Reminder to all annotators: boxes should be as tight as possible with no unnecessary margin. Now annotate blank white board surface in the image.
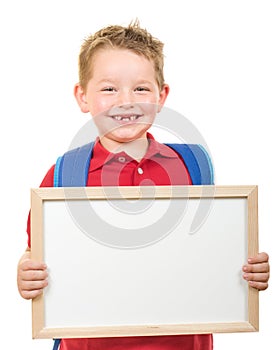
[31,185,259,339]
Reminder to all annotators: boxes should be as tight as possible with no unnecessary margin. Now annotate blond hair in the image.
[78,20,165,90]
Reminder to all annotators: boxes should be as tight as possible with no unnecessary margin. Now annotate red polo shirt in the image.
[27,134,213,350]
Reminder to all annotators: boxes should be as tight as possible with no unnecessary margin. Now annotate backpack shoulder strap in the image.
[165,143,214,185]
[52,339,61,350]
[53,141,94,187]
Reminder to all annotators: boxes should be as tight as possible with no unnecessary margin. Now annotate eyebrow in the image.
[95,79,155,87]
[135,80,154,85]
[95,78,116,85]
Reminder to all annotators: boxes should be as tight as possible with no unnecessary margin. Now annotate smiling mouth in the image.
[110,115,142,122]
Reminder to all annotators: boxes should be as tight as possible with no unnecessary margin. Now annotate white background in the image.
[0,1,279,349]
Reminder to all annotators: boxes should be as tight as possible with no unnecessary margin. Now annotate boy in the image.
[17,21,269,350]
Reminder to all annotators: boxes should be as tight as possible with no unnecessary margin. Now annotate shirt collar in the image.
[144,133,179,159]
[89,133,178,172]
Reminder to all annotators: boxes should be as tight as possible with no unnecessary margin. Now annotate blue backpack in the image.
[51,141,214,350]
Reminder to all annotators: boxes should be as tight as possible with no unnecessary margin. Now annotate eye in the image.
[101,87,116,92]
[135,86,150,92]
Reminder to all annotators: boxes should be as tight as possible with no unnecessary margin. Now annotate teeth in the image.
[112,115,138,121]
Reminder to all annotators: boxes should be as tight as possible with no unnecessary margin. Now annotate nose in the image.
[117,89,135,109]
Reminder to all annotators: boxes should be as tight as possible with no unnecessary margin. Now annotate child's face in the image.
[75,48,169,149]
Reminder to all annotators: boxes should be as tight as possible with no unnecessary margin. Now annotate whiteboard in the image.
[31,185,259,339]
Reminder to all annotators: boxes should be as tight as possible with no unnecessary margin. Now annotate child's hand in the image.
[242,252,270,291]
[17,248,48,300]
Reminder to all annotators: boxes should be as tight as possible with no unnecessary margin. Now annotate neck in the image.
[99,136,149,162]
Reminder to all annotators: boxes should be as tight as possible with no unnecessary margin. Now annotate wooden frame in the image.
[31,185,259,339]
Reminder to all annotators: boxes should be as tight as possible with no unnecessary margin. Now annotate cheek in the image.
[93,116,111,137]
[139,92,162,112]
[89,97,113,116]
[141,102,159,116]
[141,94,160,104]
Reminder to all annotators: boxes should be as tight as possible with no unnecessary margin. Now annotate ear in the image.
[74,83,90,113]
[157,84,170,112]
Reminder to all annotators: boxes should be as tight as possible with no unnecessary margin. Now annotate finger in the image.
[243,262,270,273]
[18,278,48,300]
[243,272,270,283]
[21,260,47,271]
[248,280,269,291]
[21,269,48,282]
[20,279,48,292]
[20,288,45,300]
[247,252,269,264]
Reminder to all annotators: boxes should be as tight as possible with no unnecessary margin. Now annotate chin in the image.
[111,130,148,142]
[112,135,142,144]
